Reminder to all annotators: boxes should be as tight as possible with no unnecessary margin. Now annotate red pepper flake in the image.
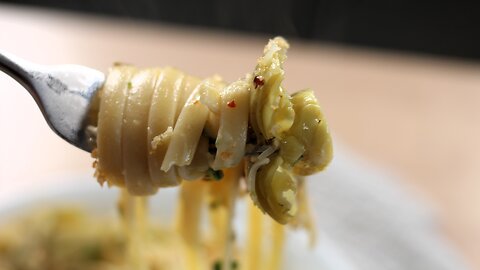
[253,76,264,88]
[227,100,236,108]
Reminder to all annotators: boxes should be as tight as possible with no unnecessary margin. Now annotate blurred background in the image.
[2,0,480,60]
[0,1,479,270]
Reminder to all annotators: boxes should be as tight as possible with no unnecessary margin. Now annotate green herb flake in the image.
[82,243,102,261]
[207,168,224,181]
[127,81,133,89]
[212,260,239,270]
[209,201,220,209]
[213,261,222,270]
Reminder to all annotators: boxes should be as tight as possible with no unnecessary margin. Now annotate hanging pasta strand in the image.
[207,166,242,270]
[244,199,265,270]
[267,220,285,270]
[176,180,208,270]
[290,177,318,247]
[117,189,149,270]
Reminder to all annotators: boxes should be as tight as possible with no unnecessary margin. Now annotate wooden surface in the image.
[0,4,479,269]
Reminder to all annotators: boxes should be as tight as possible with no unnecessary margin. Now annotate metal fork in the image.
[0,50,104,153]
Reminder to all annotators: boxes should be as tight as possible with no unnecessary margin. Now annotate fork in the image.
[0,50,104,153]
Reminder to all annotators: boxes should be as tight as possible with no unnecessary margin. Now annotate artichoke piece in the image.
[289,90,333,175]
[250,37,294,142]
[255,155,297,224]
[279,135,305,166]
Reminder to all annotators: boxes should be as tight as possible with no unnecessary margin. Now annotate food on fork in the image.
[93,37,332,224]
[0,37,333,270]
[91,36,333,269]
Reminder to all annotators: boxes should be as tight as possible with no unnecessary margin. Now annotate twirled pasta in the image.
[93,37,333,225]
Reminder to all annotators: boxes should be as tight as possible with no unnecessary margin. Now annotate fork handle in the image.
[0,50,38,98]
